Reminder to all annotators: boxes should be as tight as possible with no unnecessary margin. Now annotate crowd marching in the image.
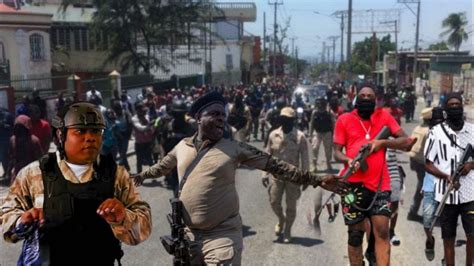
[0,77,472,266]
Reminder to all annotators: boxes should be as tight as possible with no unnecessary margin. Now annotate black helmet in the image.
[171,99,188,113]
[52,102,106,130]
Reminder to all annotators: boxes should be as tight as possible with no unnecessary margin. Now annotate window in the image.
[81,28,88,51]
[73,28,81,50]
[0,42,5,62]
[30,34,44,61]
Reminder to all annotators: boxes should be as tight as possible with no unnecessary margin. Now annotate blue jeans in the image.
[422,191,439,229]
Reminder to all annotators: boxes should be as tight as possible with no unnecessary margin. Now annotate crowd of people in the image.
[0,77,472,266]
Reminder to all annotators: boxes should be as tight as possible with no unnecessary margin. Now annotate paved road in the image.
[0,99,471,265]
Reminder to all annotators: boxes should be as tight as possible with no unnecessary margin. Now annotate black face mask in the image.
[280,117,294,134]
[445,106,464,129]
[355,98,376,120]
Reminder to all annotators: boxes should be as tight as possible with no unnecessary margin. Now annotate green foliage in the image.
[440,12,469,52]
[310,63,330,80]
[338,34,395,76]
[427,41,449,51]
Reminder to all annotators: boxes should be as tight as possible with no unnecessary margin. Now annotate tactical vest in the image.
[39,153,122,265]
[312,111,333,133]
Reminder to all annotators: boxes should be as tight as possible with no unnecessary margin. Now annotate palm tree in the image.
[440,12,469,52]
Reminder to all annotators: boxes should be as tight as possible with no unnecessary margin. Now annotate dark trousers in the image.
[135,142,153,173]
[117,137,130,171]
[409,158,425,214]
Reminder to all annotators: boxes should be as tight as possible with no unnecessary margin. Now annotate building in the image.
[21,1,257,86]
[383,50,473,96]
[149,2,257,85]
[0,2,52,84]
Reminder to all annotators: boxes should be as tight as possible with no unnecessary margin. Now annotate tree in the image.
[427,41,449,51]
[440,12,469,52]
[61,0,215,74]
[340,34,395,76]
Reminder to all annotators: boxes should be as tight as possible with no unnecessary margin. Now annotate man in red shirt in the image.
[333,86,415,265]
[28,104,52,155]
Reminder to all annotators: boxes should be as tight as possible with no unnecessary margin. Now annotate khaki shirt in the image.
[266,127,309,178]
[409,124,429,164]
[0,153,152,245]
[142,136,314,231]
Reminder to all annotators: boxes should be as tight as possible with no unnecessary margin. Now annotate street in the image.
[0,102,469,265]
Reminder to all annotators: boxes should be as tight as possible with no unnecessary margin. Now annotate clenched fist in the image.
[97,198,126,224]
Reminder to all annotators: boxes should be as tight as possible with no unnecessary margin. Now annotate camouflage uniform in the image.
[141,136,319,264]
[0,151,152,245]
[266,127,309,239]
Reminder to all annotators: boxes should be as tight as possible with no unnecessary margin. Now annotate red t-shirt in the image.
[30,119,52,154]
[333,108,401,191]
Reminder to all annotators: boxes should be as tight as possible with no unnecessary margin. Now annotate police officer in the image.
[0,102,152,265]
[263,97,286,147]
[309,97,335,172]
[262,107,309,243]
[133,92,346,265]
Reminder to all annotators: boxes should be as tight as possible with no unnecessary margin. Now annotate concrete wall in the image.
[0,28,52,81]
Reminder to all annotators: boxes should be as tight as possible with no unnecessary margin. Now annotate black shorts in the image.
[440,201,474,239]
[341,183,392,225]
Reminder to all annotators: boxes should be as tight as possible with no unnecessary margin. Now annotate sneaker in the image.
[274,222,284,236]
[312,217,321,237]
[390,235,401,246]
[328,215,336,223]
[425,236,435,261]
[283,233,292,243]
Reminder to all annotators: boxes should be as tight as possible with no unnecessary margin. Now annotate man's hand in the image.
[316,174,349,194]
[20,208,45,227]
[262,176,270,188]
[132,173,145,186]
[405,137,418,151]
[459,161,474,176]
[369,139,385,154]
[347,159,360,173]
[97,198,126,224]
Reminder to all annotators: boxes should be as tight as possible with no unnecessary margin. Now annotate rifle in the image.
[316,126,391,216]
[160,198,192,266]
[429,143,473,232]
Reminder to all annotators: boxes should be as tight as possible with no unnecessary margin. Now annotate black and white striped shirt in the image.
[424,122,474,205]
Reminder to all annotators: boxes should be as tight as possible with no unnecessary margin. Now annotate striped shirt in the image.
[386,148,400,181]
[424,122,474,204]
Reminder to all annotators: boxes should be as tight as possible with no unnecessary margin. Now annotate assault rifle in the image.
[316,126,391,216]
[429,143,473,232]
[160,198,192,266]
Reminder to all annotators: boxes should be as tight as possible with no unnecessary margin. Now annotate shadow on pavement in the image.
[242,225,257,238]
[142,179,166,188]
[273,235,324,247]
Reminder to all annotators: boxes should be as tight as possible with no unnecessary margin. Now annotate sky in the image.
[219,0,473,60]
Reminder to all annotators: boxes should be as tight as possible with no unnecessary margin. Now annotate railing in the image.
[214,2,256,9]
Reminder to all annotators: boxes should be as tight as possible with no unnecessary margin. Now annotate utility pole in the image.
[332,11,346,64]
[291,37,296,79]
[347,0,353,81]
[295,46,299,79]
[263,12,267,74]
[322,41,326,63]
[414,1,421,86]
[380,20,399,84]
[328,36,340,70]
[398,0,421,86]
[269,0,283,78]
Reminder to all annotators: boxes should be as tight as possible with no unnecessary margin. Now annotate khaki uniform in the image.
[266,127,309,235]
[142,136,316,264]
[0,152,152,245]
[408,124,430,215]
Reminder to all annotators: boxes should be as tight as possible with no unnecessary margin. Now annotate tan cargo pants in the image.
[268,178,302,231]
